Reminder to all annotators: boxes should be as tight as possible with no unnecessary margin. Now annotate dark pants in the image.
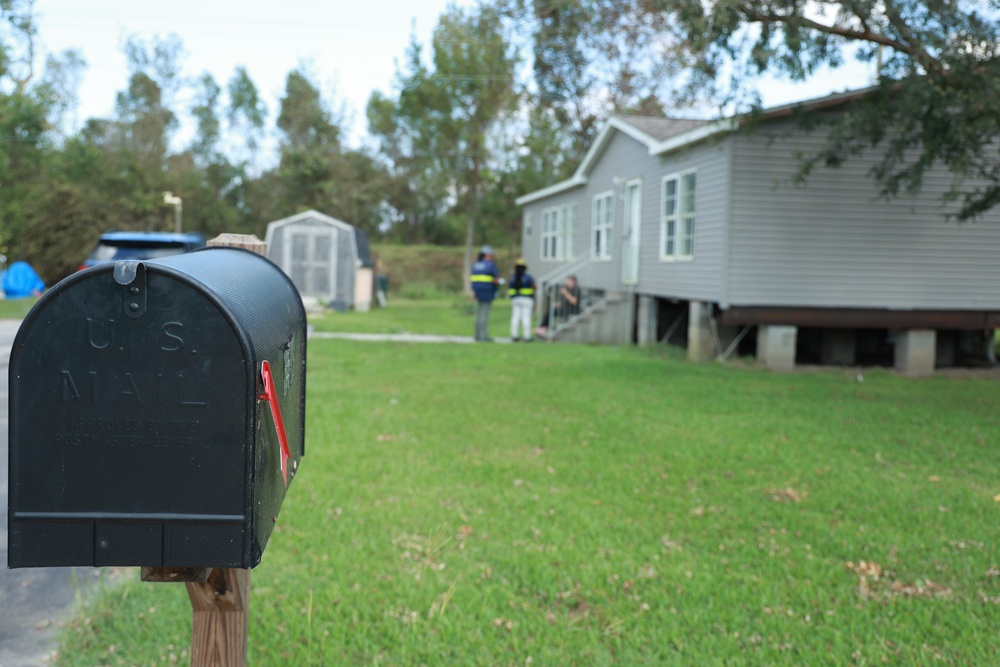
[475,300,493,340]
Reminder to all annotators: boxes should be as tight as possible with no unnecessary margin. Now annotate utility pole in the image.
[163,191,183,233]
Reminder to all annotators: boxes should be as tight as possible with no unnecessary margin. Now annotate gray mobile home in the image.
[265,210,374,311]
[516,90,1000,374]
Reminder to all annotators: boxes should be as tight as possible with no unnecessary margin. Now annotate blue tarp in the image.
[1,261,45,299]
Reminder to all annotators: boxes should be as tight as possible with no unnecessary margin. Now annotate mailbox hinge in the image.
[114,260,147,319]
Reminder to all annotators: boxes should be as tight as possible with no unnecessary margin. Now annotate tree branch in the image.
[11,0,37,92]
[736,2,947,76]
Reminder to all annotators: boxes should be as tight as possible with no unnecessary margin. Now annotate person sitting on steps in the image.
[535,275,580,337]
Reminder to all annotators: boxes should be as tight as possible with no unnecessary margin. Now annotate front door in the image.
[286,226,337,300]
[622,179,642,284]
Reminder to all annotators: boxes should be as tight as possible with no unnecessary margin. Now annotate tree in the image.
[37,48,85,135]
[190,72,222,166]
[500,0,684,157]
[167,72,246,237]
[274,68,344,214]
[656,0,1000,219]
[113,36,183,181]
[226,65,266,175]
[368,4,520,285]
[0,0,89,279]
[270,67,390,235]
[66,34,188,233]
[0,0,37,93]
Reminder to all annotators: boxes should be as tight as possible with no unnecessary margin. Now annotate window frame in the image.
[592,190,614,261]
[660,169,697,262]
[541,208,557,260]
[541,202,578,262]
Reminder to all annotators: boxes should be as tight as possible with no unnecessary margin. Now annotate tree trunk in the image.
[462,215,475,297]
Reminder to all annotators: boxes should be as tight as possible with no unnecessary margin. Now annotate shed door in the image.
[622,179,642,285]
[285,227,337,299]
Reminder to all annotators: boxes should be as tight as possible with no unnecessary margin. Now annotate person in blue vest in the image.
[470,245,499,342]
[507,258,536,342]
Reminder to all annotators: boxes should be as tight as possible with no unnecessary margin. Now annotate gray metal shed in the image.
[265,210,374,310]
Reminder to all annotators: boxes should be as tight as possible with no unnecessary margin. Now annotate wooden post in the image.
[187,569,251,667]
[140,566,250,666]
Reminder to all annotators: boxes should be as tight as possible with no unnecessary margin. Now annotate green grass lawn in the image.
[311,297,514,340]
[54,339,1000,666]
[0,296,38,319]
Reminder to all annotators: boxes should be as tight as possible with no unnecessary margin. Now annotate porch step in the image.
[547,294,629,344]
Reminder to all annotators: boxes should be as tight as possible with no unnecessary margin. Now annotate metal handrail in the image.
[546,287,608,339]
[534,248,594,291]
[534,249,615,342]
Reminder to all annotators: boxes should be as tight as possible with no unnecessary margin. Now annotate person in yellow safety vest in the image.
[469,245,500,342]
[507,258,536,342]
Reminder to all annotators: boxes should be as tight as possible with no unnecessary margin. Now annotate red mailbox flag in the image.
[259,360,291,486]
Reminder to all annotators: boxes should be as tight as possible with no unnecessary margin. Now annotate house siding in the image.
[638,139,730,303]
[728,117,1000,310]
[520,130,730,304]
[581,131,648,289]
[521,188,583,273]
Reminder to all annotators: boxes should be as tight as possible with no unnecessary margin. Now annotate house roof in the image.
[515,86,877,206]
[615,116,707,142]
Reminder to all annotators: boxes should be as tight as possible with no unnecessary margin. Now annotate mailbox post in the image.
[8,234,306,666]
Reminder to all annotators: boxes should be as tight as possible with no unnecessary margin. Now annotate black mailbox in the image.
[8,247,306,569]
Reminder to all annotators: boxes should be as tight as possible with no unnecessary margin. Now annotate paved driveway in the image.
[0,318,108,667]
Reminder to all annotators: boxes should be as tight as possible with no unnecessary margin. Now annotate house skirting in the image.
[716,305,996,374]
[720,306,1000,330]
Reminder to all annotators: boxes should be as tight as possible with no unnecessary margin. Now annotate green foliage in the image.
[367,4,520,250]
[225,65,267,173]
[1,0,693,278]
[501,0,684,155]
[5,0,1000,286]
[0,89,50,258]
[264,68,392,235]
[55,341,1000,665]
[658,0,1000,219]
[189,73,222,166]
[15,182,107,278]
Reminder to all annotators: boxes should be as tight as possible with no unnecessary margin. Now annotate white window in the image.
[592,191,613,260]
[661,170,696,260]
[542,208,557,260]
[541,203,577,261]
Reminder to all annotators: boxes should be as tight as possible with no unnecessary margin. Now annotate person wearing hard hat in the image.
[507,258,536,342]
[469,245,500,341]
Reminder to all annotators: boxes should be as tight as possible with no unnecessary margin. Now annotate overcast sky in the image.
[32,1,874,146]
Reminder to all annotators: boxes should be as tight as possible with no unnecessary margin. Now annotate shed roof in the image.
[266,209,356,233]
